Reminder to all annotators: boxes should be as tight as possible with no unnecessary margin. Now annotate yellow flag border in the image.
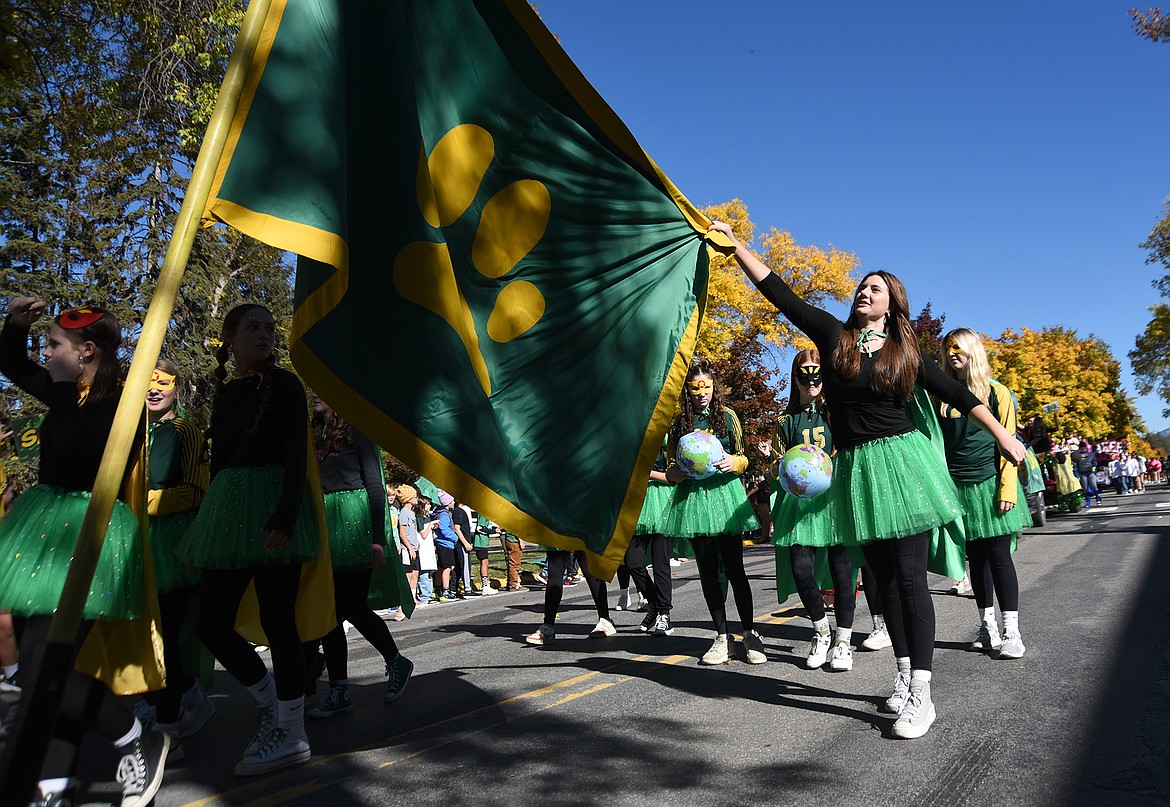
[201,0,718,576]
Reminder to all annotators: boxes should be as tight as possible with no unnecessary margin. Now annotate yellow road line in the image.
[183,609,801,806]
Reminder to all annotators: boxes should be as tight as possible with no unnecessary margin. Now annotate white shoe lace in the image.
[899,689,923,721]
[116,744,147,795]
[250,727,288,761]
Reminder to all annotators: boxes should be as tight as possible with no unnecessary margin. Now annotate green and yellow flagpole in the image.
[0,0,275,800]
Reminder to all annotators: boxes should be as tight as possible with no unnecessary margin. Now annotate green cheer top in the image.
[769,403,833,481]
[938,379,1019,505]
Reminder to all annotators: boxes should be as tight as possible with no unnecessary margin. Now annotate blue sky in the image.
[536,2,1170,433]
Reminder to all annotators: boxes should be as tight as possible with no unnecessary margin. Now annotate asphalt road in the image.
[70,483,1170,806]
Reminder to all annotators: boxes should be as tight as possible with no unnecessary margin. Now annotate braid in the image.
[206,342,231,441]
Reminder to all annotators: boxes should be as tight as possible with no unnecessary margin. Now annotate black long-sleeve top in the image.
[754,274,982,450]
[317,428,387,546]
[0,319,137,492]
[210,368,307,535]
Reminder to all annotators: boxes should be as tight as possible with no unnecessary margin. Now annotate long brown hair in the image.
[830,271,919,401]
[784,348,824,415]
[672,359,728,440]
[312,406,353,460]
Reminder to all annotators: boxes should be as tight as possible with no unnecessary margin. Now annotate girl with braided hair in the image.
[180,303,320,775]
[0,298,167,806]
[663,361,763,666]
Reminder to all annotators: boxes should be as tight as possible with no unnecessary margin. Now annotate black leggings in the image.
[861,532,934,671]
[691,534,754,635]
[311,567,399,683]
[19,617,135,779]
[966,534,1020,611]
[196,565,305,701]
[543,550,609,626]
[625,533,673,613]
[860,564,883,617]
[789,544,856,629]
[143,587,197,723]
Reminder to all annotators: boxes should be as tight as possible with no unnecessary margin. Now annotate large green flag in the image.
[204,0,728,576]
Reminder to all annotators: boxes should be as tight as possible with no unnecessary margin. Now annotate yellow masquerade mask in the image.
[686,378,713,395]
[946,339,965,356]
[149,369,176,391]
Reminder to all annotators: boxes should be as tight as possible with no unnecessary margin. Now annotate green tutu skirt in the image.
[0,485,145,619]
[832,430,962,545]
[180,465,321,569]
[661,472,759,540]
[771,487,839,548]
[635,480,674,535]
[151,510,200,593]
[956,476,1031,541]
[324,488,378,570]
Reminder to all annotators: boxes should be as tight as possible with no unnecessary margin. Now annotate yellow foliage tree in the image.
[697,200,860,361]
[987,326,1131,440]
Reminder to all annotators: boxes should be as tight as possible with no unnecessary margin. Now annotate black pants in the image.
[19,616,135,779]
[691,534,754,635]
[790,544,856,628]
[543,550,608,626]
[143,587,197,723]
[625,533,673,613]
[309,567,399,683]
[966,534,1020,611]
[861,532,934,671]
[860,564,882,617]
[196,565,305,701]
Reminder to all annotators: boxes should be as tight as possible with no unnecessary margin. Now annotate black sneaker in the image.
[384,655,414,704]
[652,613,675,636]
[116,728,170,807]
[639,608,658,632]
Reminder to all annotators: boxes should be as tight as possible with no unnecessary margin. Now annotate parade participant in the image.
[859,565,893,651]
[472,514,498,595]
[939,329,1031,659]
[396,485,422,604]
[625,436,676,636]
[179,303,321,775]
[765,350,857,671]
[432,491,459,601]
[712,221,1024,739]
[0,298,168,806]
[142,359,215,756]
[305,395,413,718]
[524,548,614,645]
[663,362,764,666]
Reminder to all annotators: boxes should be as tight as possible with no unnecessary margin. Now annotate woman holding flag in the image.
[712,221,1024,739]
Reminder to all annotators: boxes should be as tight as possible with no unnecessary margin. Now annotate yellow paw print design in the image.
[393,124,551,397]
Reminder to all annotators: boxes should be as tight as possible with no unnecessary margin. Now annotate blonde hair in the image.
[941,328,991,404]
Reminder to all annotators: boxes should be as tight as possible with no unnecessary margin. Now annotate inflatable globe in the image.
[676,431,725,480]
[779,444,832,499]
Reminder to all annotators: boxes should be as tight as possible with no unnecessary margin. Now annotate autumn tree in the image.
[988,327,1139,440]
[910,301,947,358]
[697,199,860,362]
[1130,6,1170,41]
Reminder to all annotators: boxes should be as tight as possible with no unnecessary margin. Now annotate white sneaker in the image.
[525,625,555,646]
[881,671,911,714]
[177,696,216,739]
[742,630,767,664]
[634,592,649,612]
[481,576,497,596]
[892,680,936,739]
[615,591,630,611]
[950,578,972,596]
[700,635,730,665]
[591,618,617,637]
[242,704,276,758]
[999,630,1026,659]
[806,633,831,668]
[970,621,1003,652]
[234,724,311,776]
[829,639,853,671]
[861,624,892,651]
